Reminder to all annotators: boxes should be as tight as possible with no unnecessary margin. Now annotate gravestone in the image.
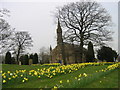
[29,59,33,65]
[19,61,21,65]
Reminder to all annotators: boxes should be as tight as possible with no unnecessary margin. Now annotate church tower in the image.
[56,19,63,45]
[56,19,66,65]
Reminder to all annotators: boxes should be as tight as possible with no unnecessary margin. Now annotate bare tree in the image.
[54,1,112,62]
[39,47,50,64]
[0,9,14,54]
[0,9,10,17]
[11,31,33,63]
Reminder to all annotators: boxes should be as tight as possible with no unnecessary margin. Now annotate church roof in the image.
[52,42,87,54]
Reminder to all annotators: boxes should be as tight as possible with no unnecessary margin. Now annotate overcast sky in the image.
[0,0,118,54]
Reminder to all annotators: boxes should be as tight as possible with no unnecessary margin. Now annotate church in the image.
[50,20,87,64]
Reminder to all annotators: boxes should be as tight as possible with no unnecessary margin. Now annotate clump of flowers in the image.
[2,62,119,85]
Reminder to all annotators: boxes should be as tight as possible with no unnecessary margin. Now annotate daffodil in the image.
[0,70,2,73]
[22,80,25,82]
[3,80,6,83]
[38,76,41,78]
[10,73,13,76]
[54,86,57,88]
[2,73,5,76]
[24,77,28,81]
[7,71,10,74]
[29,73,32,75]
[12,76,15,78]
[34,71,38,75]
[8,78,11,80]
[83,73,87,77]
[59,80,62,84]
[79,74,81,77]
[67,80,69,83]
[75,77,77,79]
[3,76,6,78]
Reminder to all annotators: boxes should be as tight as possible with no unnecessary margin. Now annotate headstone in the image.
[19,61,21,65]
[29,59,33,65]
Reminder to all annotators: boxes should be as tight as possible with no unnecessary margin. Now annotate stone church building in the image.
[50,20,87,64]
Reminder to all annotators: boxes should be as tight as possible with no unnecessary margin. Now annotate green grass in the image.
[2,64,50,72]
[83,69,119,88]
[57,68,119,88]
[2,64,119,88]
[2,64,109,88]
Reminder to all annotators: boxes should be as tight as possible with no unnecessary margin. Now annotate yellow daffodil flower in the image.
[3,80,6,83]
[60,80,62,84]
[67,80,69,83]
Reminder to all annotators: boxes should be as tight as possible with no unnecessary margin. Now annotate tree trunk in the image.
[79,43,83,63]
[79,34,84,63]
[16,47,20,64]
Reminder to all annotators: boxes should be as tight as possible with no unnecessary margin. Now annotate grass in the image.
[57,68,119,88]
[2,64,112,88]
[2,64,50,72]
[2,63,119,88]
[83,69,119,88]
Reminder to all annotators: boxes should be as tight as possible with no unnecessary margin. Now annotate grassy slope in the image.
[3,65,109,88]
[2,64,50,72]
[83,69,119,88]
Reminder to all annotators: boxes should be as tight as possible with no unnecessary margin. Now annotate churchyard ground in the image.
[2,62,119,88]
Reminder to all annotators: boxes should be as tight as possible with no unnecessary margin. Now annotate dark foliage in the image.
[19,55,24,65]
[5,51,12,64]
[97,46,118,62]
[11,57,16,64]
[33,53,38,64]
[24,54,29,65]
[29,54,34,59]
[19,55,29,65]
[86,42,95,62]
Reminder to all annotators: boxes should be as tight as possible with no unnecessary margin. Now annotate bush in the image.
[33,53,38,64]
[86,42,95,62]
[11,57,16,64]
[24,55,29,65]
[97,46,118,62]
[5,51,12,64]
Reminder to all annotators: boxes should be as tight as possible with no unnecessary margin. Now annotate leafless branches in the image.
[54,1,112,61]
